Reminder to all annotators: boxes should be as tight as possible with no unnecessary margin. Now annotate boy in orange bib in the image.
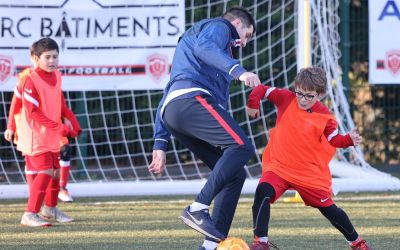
[246,67,371,250]
[12,38,78,227]
[4,48,81,204]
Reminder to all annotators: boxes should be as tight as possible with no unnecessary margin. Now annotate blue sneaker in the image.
[179,205,225,241]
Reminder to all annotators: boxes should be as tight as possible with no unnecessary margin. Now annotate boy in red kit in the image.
[4,47,81,204]
[246,67,371,250]
[13,38,77,227]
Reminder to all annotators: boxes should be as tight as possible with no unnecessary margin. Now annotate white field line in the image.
[1,194,400,208]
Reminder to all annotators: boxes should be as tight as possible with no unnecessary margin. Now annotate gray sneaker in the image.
[40,206,74,223]
[179,206,225,241]
[21,212,52,227]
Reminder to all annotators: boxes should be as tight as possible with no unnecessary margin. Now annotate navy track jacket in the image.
[153,18,247,151]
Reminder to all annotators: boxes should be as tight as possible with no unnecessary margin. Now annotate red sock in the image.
[45,176,60,207]
[59,165,70,189]
[25,173,37,195]
[26,173,52,213]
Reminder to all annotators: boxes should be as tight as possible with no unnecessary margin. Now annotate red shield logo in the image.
[386,50,400,76]
[146,54,168,82]
[0,55,13,84]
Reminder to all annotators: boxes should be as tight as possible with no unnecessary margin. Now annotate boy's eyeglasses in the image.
[294,90,317,101]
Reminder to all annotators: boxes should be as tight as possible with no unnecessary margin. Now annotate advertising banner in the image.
[0,0,185,90]
[369,0,400,84]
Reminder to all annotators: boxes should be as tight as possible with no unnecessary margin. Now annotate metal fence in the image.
[340,0,400,168]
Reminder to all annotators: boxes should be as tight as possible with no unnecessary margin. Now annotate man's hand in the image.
[349,128,362,146]
[4,129,14,142]
[246,107,260,118]
[239,72,261,87]
[148,150,166,175]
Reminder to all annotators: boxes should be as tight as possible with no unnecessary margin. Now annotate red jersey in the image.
[247,85,355,192]
[247,85,353,147]
[7,67,81,145]
[17,68,63,155]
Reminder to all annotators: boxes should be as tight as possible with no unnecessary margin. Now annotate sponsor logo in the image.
[186,211,203,225]
[0,55,13,85]
[58,65,145,76]
[375,50,400,77]
[0,3,182,46]
[386,50,400,76]
[25,88,33,93]
[146,54,169,82]
[320,197,329,203]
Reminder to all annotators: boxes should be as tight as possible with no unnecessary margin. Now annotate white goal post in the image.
[1,0,399,199]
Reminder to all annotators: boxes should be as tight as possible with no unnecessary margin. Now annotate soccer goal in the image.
[1,0,399,199]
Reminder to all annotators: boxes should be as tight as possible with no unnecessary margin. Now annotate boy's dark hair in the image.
[223,7,256,33]
[31,38,59,57]
[294,67,327,94]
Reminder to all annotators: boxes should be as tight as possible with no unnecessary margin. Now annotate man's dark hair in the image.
[31,38,59,57]
[223,7,256,33]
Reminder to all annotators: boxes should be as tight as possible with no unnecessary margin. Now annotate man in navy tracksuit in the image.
[149,7,260,250]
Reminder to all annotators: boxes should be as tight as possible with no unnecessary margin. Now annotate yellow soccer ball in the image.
[216,237,250,250]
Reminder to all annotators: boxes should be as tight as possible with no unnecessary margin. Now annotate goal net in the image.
[1,0,399,198]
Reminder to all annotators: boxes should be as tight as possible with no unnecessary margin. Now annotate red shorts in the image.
[259,171,334,208]
[25,152,60,172]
